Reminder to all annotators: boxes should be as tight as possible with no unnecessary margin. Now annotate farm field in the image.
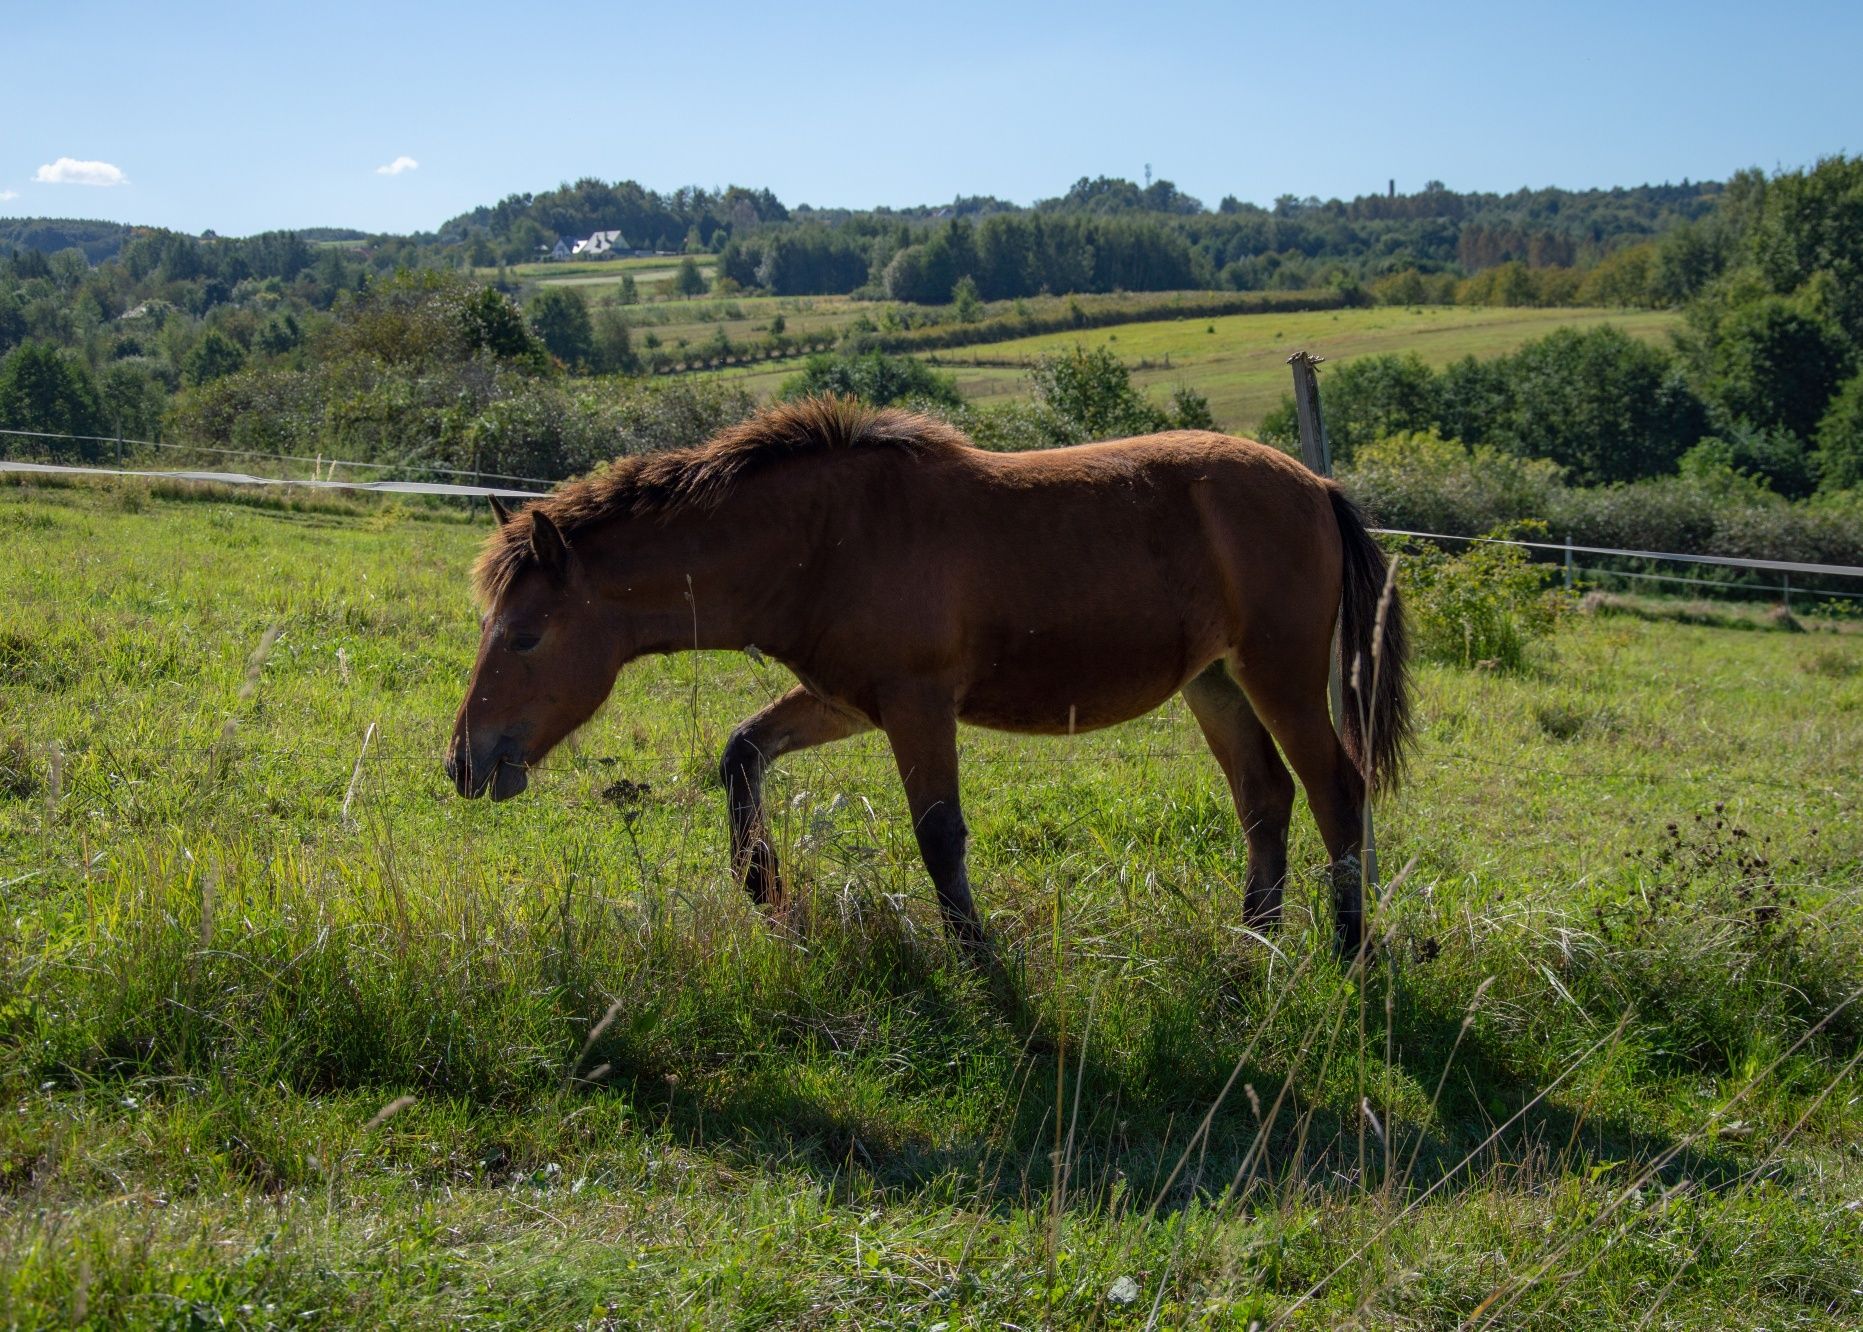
[932,306,1684,432]
[4,477,1863,1327]
[481,286,1354,380]
[621,293,861,351]
[477,255,721,300]
[697,305,1682,431]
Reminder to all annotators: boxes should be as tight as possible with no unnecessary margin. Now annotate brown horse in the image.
[447,397,1410,956]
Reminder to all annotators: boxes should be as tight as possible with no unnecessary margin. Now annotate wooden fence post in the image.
[1287,350,1377,895]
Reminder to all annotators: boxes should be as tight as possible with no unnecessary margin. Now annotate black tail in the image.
[1328,484,1412,795]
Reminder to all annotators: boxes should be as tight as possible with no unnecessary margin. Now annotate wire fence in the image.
[8,428,1863,605]
[1376,526,1863,606]
[0,426,557,491]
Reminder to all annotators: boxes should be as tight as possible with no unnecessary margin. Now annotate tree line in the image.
[3,156,1862,518]
[1267,156,1863,497]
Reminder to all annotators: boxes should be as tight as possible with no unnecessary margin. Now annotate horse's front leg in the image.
[879,694,985,948]
[720,686,869,907]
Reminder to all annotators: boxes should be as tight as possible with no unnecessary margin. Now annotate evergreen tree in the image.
[0,341,104,453]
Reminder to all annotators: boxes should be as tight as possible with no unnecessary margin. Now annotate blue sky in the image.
[2,0,1857,237]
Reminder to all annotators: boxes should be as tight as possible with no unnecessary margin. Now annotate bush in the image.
[946,348,1221,452]
[1396,524,1566,671]
[1679,423,1816,499]
[1024,345,1173,441]
[167,351,753,483]
[673,257,708,298]
[325,271,549,374]
[166,366,327,457]
[463,377,757,481]
[776,351,962,409]
[1341,432,1563,536]
[591,376,756,457]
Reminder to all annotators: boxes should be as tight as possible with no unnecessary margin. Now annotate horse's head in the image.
[446,500,622,801]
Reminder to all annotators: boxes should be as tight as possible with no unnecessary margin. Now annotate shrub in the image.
[1263,328,1708,484]
[1679,423,1816,499]
[1024,345,1172,441]
[324,270,549,374]
[166,365,327,457]
[591,376,755,457]
[949,346,1218,452]
[1396,523,1566,671]
[673,257,708,298]
[776,350,962,409]
[1340,431,1563,536]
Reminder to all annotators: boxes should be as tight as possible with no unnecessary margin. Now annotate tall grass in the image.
[3,477,1862,1326]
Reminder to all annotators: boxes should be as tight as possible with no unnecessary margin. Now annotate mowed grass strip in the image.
[2,476,1861,1328]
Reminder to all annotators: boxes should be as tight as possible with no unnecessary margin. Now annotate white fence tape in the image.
[0,426,561,489]
[7,455,1863,585]
[1377,526,1863,580]
[1,458,546,500]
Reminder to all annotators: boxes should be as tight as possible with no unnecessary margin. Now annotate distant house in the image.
[571,229,626,259]
[549,237,577,261]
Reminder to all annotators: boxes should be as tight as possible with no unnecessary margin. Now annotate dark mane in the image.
[473,396,972,604]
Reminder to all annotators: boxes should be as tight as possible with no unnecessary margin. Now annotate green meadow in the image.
[486,255,721,299]
[931,305,1684,432]
[3,475,1861,1328]
[688,304,1681,432]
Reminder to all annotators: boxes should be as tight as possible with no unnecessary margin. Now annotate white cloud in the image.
[0,189,17,202]
[34,157,128,187]
[374,155,419,176]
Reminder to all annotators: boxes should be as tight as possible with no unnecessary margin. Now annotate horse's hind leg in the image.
[1182,660,1296,931]
[721,686,870,907]
[1228,652,1369,959]
[877,695,986,948]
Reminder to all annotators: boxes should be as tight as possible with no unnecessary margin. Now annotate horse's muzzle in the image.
[446,735,531,801]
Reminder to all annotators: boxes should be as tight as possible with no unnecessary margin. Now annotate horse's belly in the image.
[957,632,1215,734]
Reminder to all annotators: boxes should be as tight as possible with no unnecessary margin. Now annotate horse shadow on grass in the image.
[582,935,1753,1218]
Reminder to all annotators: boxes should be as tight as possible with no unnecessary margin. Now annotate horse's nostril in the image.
[445,742,481,797]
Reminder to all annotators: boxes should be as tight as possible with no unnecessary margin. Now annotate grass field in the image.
[472,256,721,302]
[461,271,1683,435]
[698,305,1682,431]
[933,306,1684,432]
[4,477,1862,1327]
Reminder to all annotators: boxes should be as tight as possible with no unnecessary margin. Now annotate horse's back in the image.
[818,430,1343,732]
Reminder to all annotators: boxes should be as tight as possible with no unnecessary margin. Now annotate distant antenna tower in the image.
[1144,163,1153,188]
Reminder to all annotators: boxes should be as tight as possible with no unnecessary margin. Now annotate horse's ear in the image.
[528,509,571,579]
[489,494,512,526]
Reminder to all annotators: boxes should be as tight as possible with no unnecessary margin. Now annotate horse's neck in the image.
[597,503,811,659]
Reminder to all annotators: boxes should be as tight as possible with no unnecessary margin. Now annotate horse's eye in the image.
[509,632,542,653]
